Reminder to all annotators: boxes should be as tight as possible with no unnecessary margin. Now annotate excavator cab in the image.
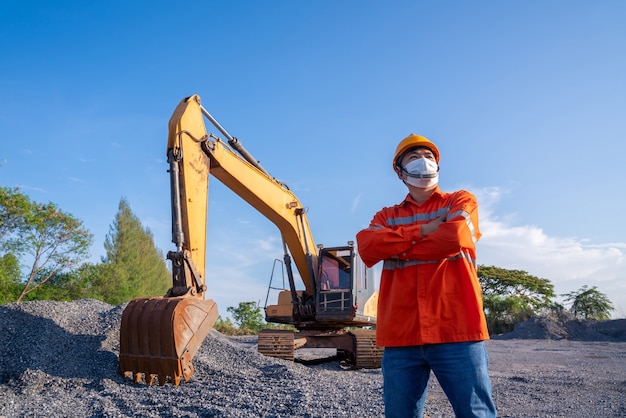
[261,243,381,368]
[315,245,377,325]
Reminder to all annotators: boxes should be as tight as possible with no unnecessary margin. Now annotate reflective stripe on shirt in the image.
[383,250,476,270]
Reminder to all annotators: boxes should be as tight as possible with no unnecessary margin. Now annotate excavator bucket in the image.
[119,296,218,386]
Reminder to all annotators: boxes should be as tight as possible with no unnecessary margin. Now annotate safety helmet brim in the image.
[393,134,440,172]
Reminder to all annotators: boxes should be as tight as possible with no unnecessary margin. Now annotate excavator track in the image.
[350,329,383,369]
[257,330,295,361]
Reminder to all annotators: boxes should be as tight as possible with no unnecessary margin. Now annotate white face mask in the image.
[403,158,439,188]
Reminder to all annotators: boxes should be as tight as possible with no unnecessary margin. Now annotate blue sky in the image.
[2,1,625,318]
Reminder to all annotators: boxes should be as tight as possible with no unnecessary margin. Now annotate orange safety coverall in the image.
[356,187,489,347]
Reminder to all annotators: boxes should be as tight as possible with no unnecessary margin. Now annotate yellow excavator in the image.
[119,95,381,386]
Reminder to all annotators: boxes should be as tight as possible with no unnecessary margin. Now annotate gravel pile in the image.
[1,299,625,417]
[492,316,626,342]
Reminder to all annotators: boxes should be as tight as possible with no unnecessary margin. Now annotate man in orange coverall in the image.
[356,134,497,418]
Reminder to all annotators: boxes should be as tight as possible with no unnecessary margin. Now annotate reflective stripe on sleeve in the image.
[448,209,479,243]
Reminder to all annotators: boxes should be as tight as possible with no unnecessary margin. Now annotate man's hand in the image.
[420,215,446,238]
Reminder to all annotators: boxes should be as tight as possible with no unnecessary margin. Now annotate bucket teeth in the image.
[119,297,218,385]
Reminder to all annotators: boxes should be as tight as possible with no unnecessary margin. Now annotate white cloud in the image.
[473,186,626,318]
[351,193,362,214]
[16,184,48,194]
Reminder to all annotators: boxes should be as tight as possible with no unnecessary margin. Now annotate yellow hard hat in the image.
[393,134,440,172]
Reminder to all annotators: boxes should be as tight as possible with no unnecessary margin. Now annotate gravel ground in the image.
[0,299,625,417]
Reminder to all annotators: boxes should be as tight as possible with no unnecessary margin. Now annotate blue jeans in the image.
[382,341,497,418]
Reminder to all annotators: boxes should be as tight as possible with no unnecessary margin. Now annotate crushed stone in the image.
[1,299,625,417]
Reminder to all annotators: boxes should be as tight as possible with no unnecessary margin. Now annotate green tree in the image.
[73,262,115,300]
[23,262,102,301]
[227,301,265,333]
[0,188,93,302]
[95,198,169,305]
[478,265,556,334]
[0,187,30,242]
[0,253,21,303]
[562,285,614,320]
[213,316,239,335]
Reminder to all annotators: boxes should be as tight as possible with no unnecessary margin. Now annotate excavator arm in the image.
[119,95,320,385]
